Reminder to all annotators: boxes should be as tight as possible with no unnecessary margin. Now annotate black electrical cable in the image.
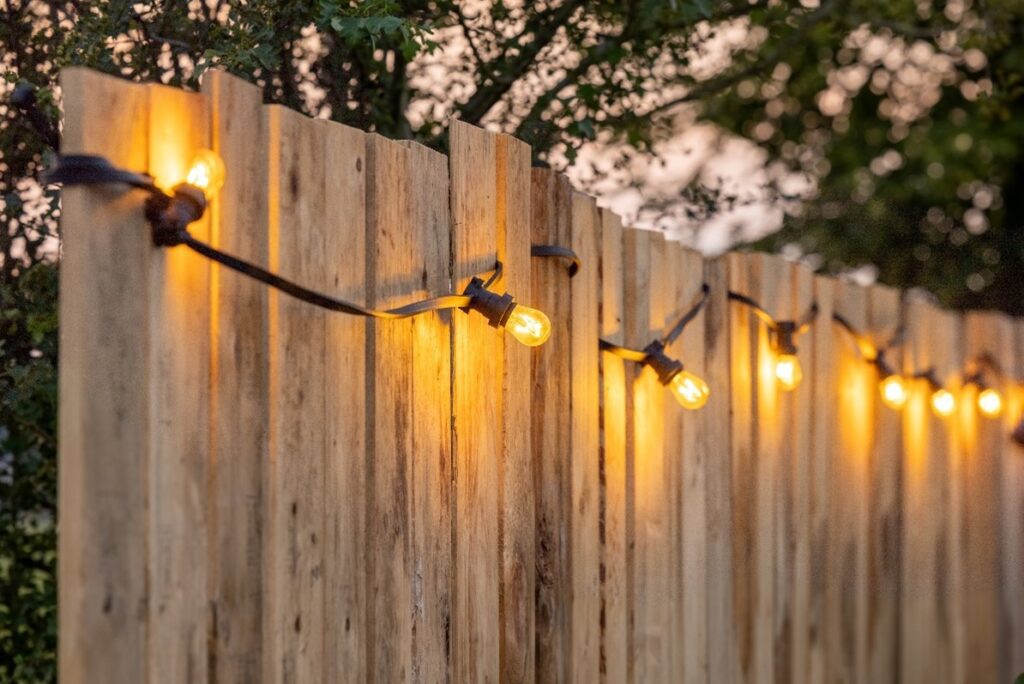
[531,244,580,277]
[46,154,503,320]
[728,290,819,334]
[600,283,710,362]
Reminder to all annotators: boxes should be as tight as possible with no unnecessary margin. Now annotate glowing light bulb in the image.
[977,388,1003,418]
[185,149,226,199]
[504,305,551,347]
[930,388,956,418]
[775,353,803,391]
[669,370,710,410]
[879,374,908,410]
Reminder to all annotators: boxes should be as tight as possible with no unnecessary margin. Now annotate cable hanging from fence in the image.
[45,150,580,348]
[600,283,712,410]
[728,290,818,391]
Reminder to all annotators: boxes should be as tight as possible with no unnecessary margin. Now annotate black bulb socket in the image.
[462,276,516,329]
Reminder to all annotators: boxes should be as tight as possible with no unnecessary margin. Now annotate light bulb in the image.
[879,374,908,410]
[185,149,226,199]
[669,370,710,410]
[504,305,551,347]
[775,353,803,391]
[977,388,1003,418]
[930,388,956,418]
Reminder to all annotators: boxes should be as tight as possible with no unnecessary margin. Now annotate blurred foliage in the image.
[0,263,58,682]
[1,0,1022,676]
[702,0,1024,313]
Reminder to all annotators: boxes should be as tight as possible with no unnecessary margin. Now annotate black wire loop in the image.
[46,154,501,320]
[531,244,580,277]
[728,290,818,335]
[600,283,711,362]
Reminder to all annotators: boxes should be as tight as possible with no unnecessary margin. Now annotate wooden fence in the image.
[58,67,1024,683]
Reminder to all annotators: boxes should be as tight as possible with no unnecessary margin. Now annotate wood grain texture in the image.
[450,120,501,683]
[727,252,779,684]
[625,229,670,683]
[958,311,1013,684]
[365,134,415,682]
[202,70,269,684]
[901,294,962,684]
[866,285,903,684]
[598,210,628,684]
[570,192,601,683]
[531,167,573,683]
[321,119,368,683]
[265,105,327,683]
[403,138,454,684]
[671,246,710,684]
[827,279,870,684]
[496,133,534,684]
[704,256,736,684]
[1004,322,1024,682]
[146,80,214,684]
[58,67,151,684]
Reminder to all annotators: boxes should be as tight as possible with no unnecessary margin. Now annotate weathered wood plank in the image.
[403,139,454,684]
[496,133,534,684]
[531,167,573,683]
[265,105,327,683]
[958,311,1013,683]
[146,81,213,684]
[58,67,151,684]
[321,119,368,682]
[202,69,269,684]
[901,294,961,684]
[1004,322,1024,682]
[866,285,903,684]
[364,134,415,682]
[450,120,501,683]
[570,192,601,683]
[704,255,736,684]
[672,246,710,684]
[827,279,870,684]
[626,228,670,683]
[598,209,628,684]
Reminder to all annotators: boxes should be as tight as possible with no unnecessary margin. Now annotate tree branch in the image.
[457,0,587,124]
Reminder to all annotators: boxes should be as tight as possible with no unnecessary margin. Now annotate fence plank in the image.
[704,255,736,684]
[321,120,368,682]
[146,82,213,684]
[265,105,328,683]
[496,133,535,684]
[598,209,628,684]
[673,246,711,684]
[866,285,903,684]
[827,280,870,683]
[450,120,501,683]
[1005,323,1024,682]
[570,192,602,683]
[403,139,454,684]
[58,67,151,684]
[531,168,573,683]
[901,294,961,684]
[202,70,269,684]
[959,311,1013,683]
[625,228,671,683]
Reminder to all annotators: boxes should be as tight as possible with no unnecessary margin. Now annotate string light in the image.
[963,355,1006,419]
[914,369,957,419]
[46,151,552,347]
[832,312,909,410]
[729,291,818,392]
[184,149,226,199]
[879,374,909,410]
[600,285,711,410]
